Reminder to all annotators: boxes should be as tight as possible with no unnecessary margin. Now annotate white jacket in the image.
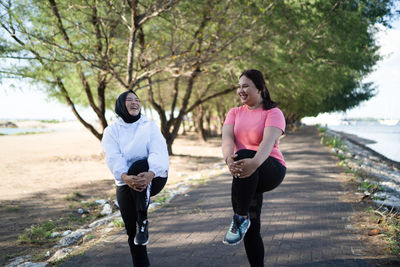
[101,116,169,186]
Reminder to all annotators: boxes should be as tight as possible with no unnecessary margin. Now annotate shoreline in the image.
[331,130,400,169]
[324,128,400,210]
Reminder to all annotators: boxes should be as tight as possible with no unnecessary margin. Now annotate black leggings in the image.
[231,149,286,267]
[116,159,167,267]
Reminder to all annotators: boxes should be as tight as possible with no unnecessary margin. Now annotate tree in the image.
[136,0,265,153]
[233,0,397,125]
[1,0,397,150]
[0,0,179,139]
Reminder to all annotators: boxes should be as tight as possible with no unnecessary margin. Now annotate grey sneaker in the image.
[134,219,149,245]
[223,214,250,245]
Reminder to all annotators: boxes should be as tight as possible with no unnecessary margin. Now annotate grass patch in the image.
[2,252,23,262]
[385,216,400,254]
[64,192,84,201]
[112,219,124,228]
[360,181,382,191]
[189,207,203,214]
[81,201,98,208]
[320,135,346,150]
[14,131,46,136]
[83,235,97,242]
[366,207,400,254]
[4,205,20,212]
[153,195,169,204]
[316,125,327,134]
[17,220,57,245]
[40,119,60,123]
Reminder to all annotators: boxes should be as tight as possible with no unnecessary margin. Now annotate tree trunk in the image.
[194,105,207,142]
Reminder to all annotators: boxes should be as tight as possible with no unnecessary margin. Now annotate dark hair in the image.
[239,69,277,110]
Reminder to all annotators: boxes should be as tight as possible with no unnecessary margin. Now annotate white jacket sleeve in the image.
[147,123,169,178]
[101,126,128,184]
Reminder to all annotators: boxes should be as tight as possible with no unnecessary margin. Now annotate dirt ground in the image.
[0,121,222,265]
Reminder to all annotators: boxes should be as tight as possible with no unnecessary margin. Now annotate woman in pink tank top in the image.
[221,69,286,266]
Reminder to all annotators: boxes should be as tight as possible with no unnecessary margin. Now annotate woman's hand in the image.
[134,171,155,192]
[121,172,154,192]
[226,154,239,177]
[230,158,259,178]
[121,173,138,190]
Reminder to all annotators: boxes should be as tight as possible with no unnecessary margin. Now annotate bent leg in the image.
[256,157,286,194]
[128,159,149,215]
[150,177,167,197]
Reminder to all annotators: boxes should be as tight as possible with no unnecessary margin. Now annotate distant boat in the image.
[378,119,399,126]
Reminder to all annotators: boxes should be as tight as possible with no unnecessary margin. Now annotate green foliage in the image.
[316,125,327,134]
[14,131,46,136]
[384,216,400,254]
[320,135,346,150]
[0,0,398,137]
[40,119,60,124]
[4,205,20,212]
[112,219,124,228]
[360,181,375,190]
[153,195,169,204]
[17,220,57,244]
[64,192,84,201]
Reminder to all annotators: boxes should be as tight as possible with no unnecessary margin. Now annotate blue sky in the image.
[0,19,399,121]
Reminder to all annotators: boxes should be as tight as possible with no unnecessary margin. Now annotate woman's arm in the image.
[233,126,282,178]
[101,126,129,184]
[222,124,236,164]
[222,124,243,177]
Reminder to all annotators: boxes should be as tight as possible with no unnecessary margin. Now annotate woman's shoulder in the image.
[265,107,284,115]
[228,105,246,114]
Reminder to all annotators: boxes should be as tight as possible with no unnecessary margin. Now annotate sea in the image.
[327,121,400,163]
[0,127,50,135]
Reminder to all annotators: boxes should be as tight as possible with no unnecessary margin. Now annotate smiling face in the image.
[237,75,262,109]
[125,92,141,116]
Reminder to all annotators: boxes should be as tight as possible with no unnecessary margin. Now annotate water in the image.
[0,127,49,135]
[328,121,400,163]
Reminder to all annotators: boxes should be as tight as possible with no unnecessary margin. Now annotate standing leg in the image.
[116,185,149,267]
[224,149,258,245]
[243,156,286,266]
[127,160,168,247]
[128,159,150,223]
[244,194,264,267]
[231,149,259,216]
[128,159,151,247]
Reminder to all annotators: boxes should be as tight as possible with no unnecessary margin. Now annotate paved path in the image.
[60,126,373,267]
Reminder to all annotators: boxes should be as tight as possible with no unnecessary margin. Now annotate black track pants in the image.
[116,159,167,267]
[231,149,286,267]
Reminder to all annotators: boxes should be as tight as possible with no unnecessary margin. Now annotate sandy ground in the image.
[0,121,221,201]
[0,120,222,263]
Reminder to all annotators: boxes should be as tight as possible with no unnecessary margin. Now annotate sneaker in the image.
[134,219,149,245]
[223,214,250,245]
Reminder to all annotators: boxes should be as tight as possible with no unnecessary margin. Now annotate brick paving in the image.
[60,126,374,267]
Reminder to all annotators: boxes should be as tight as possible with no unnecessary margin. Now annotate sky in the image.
[0,18,399,122]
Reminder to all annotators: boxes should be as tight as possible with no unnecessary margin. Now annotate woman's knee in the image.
[128,159,149,175]
[150,177,167,197]
[235,149,257,161]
